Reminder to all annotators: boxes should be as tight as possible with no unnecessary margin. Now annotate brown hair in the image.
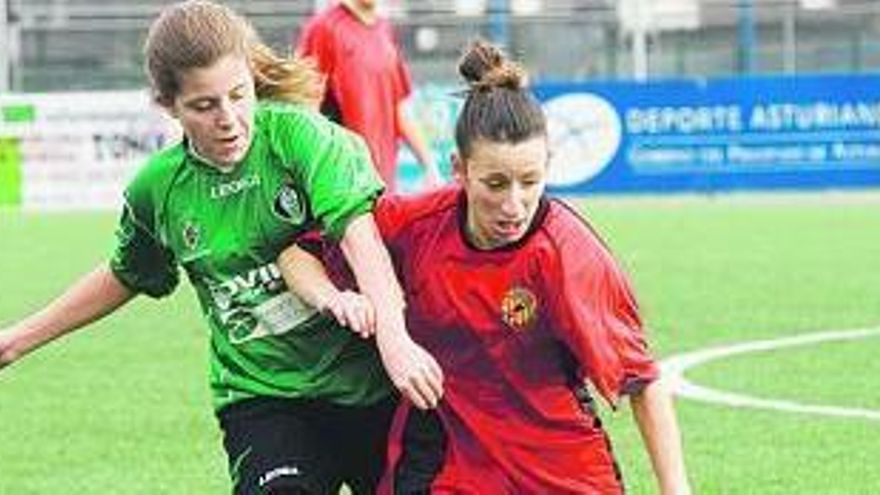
[144,0,322,106]
[454,39,546,159]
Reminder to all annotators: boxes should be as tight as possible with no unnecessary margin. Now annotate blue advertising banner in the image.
[535,75,880,193]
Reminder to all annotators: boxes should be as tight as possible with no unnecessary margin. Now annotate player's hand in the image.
[375,333,444,410]
[320,290,376,339]
[0,328,22,371]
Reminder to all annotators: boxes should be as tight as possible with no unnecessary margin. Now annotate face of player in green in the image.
[456,136,549,249]
[164,53,256,169]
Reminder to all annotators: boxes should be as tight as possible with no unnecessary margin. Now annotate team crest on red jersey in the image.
[501,286,538,331]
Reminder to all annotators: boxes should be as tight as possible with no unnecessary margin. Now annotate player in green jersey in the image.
[0,1,442,493]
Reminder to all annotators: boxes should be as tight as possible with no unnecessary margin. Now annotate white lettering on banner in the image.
[0,90,180,211]
[726,144,827,164]
[93,133,168,161]
[830,142,880,160]
[626,101,880,136]
[750,102,880,131]
[624,100,880,174]
[628,141,880,173]
[628,146,697,166]
[626,105,743,134]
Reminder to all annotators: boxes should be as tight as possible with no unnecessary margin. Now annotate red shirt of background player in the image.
[298,3,412,190]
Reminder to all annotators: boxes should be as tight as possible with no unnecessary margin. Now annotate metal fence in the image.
[2,0,879,93]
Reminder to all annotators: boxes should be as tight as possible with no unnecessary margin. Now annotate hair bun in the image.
[458,39,527,92]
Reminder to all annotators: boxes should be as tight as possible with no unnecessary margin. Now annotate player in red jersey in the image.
[279,39,690,494]
[296,0,441,191]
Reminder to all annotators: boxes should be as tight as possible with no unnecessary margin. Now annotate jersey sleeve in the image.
[267,105,385,241]
[373,185,460,247]
[295,231,358,292]
[546,206,658,406]
[372,193,409,246]
[109,188,179,298]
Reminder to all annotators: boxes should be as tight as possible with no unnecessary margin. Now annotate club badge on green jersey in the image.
[273,182,306,224]
[182,220,201,251]
[179,219,212,264]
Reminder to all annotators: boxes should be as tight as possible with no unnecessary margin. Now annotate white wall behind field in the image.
[0,90,179,211]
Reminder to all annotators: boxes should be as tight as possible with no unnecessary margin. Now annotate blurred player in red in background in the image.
[279,39,691,494]
[296,0,443,192]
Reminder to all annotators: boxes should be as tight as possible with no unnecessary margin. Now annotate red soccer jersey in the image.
[297,4,412,190]
[374,186,659,494]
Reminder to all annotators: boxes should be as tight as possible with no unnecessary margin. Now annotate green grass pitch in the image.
[2,191,879,493]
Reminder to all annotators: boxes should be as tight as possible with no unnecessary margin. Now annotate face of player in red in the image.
[162,53,256,169]
[455,136,549,249]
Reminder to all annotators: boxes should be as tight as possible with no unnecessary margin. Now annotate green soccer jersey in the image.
[110,101,392,411]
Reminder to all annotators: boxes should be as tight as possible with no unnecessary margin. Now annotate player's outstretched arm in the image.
[630,379,692,495]
[338,213,444,410]
[278,244,376,339]
[0,264,134,370]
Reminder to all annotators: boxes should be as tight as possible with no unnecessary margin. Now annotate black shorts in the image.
[218,396,396,495]
[392,408,446,494]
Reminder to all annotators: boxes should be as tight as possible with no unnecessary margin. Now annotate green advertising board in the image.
[0,137,22,206]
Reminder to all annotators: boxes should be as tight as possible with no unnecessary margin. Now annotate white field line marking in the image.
[660,327,880,421]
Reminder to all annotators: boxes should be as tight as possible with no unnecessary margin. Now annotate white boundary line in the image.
[660,326,880,421]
